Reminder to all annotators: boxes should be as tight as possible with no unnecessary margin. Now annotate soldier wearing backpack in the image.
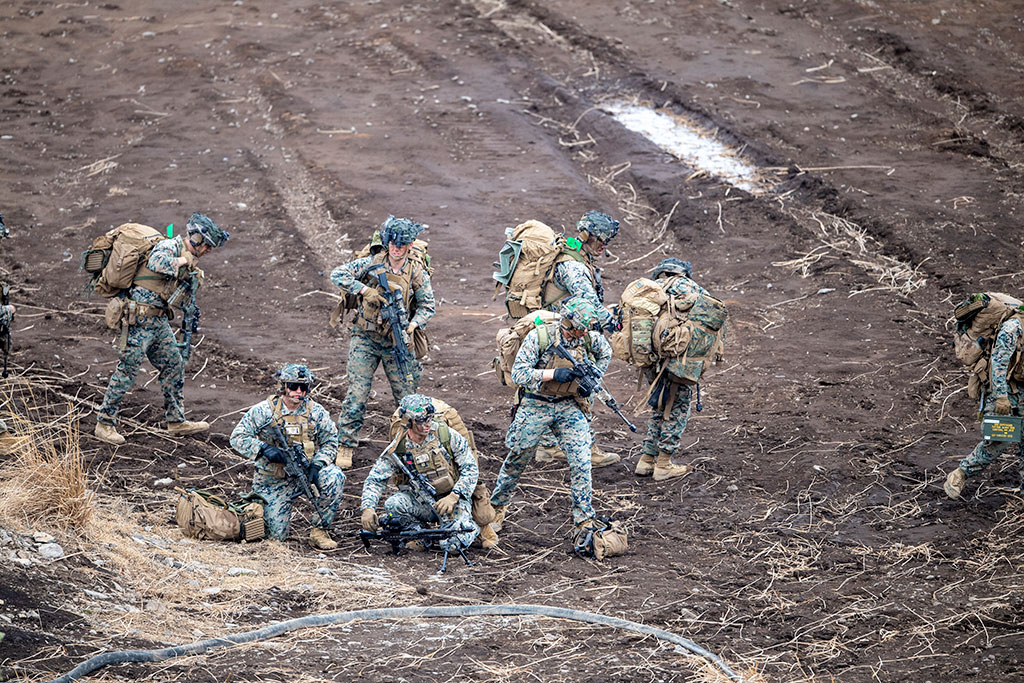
[93,213,228,445]
[360,394,482,553]
[229,364,346,550]
[330,216,436,470]
[489,296,613,550]
[0,214,19,455]
[945,294,1024,499]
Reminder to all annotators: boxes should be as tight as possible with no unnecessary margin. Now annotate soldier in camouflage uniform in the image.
[230,364,345,549]
[94,213,228,445]
[330,216,435,469]
[635,259,703,482]
[533,210,622,468]
[489,297,612,545]
[945,314,1024,499]
[360,394,479,553]
[0,214,19,455]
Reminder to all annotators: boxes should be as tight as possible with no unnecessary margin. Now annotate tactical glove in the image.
[551,368,580,384]
[307,462,323,484]
[361,508,379,532]
[259,442,287,464]
[361,287,384,307]
[434,492,460,517]
[995,396,1013,415]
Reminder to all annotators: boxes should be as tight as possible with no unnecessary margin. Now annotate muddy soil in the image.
[2,0,1024,681]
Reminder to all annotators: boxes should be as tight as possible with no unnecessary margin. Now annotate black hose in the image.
[45,603,741,682]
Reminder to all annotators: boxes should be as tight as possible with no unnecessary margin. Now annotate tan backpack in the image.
[492,310,562,386]
[953,292,1024,399]
[609,278,668,367]
[493,220,570,319]
[175,488,265,542]
[81,223,164,298]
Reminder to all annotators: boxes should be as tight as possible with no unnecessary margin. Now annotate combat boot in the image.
[653,451,689,481]
[591,444,620,469]
[0,431,22,455]
[634,452,656,477]
[479,523,499,549]
[491,505,506,533]
[308,527,338,550]
[336,446,353,469]
[944,467,967,500]
[534,444,566,463]
[94,422,125,445]
[167,420,209,436]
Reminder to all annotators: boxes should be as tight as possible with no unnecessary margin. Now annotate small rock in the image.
[10,557,32,568]
[32,531,56,544]
[816,288,835,295]
[227,567,257,577]
[38,543,64,559]
[153,478,174,489]
[726,484,739,492]
[202,587,222,595]
[316,568,334,576]
[83,589,110,600]
[144,599,166,614]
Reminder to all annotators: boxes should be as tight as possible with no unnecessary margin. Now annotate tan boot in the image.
[336,446,353,469]
[308,527,338,550]
[653,452,689,481]
[491,505,506,533]
[167,420,209,436]
[634,452,656,477]
[591,444,620,469]
[944,467,967,499]
[534,444,566,463]
[0,432,23,455]
[94,422,126,445]
[479,523,499,549]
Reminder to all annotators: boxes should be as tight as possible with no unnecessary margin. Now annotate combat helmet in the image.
[398,394,435,424]
[559,296,601,331]
[576,210,619,244]
[186,212,230,249]
[650,257,692,280]
[275,363,315,391]
[381,215,425,247]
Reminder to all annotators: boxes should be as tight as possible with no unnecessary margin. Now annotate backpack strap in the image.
[437,423,453,457]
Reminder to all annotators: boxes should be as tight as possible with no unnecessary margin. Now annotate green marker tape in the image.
[166,224,174,238]
[565,236,582,251]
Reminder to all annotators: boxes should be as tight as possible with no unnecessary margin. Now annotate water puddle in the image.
[600,99,770,195]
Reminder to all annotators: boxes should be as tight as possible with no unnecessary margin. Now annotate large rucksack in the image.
[493,220,581,319]
[492,310,562,386]
[953,292,1024,399]
[81,223,163,298]
[175,488,265,542]
[610,276,729,384]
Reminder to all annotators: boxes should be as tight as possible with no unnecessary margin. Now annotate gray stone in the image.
[226,567,256,577]
[37,543,64,559]
[32,531,56,544]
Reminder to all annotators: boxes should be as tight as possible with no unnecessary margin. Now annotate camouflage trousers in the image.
[252,464,346,541]
[383,490,478,551]
[959,393,1024,486]
[642,381,693,457]
[337,329,421,448]
[491,397,595,524]
[98,316,185,425]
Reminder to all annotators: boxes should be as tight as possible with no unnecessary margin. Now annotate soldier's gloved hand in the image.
[259,442,287,464]
[361,508,379,532]
[360,287,384,307]
[434,492,460,517]
[552,368,580,384]
[995,396,1013,415]
[406,321,418,336]
[307,462,323,484]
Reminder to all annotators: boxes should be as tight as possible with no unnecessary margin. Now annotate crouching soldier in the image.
[230,364,345,550]
[490,296,612,550]
[360,394,482,556]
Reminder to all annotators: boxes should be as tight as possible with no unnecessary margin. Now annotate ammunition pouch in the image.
[104,297,125,330]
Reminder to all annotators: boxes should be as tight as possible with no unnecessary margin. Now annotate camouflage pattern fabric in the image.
[361,423,478,550]
[97,316,185,425]
[641,371,693,457]
[958,318,1024,486]
[230,396,345,540]
[128,236,187,308]
[552,259,612,329]
[335,329,423,448]
[330,255,436,329]
[0,305,12,327]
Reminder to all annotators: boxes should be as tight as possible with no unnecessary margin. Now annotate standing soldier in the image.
[0,214,19,455]
[93,213,227,445]
[489,296,612,548]
[330,215,435,469]
[230,364,346,549]
[360,394,480,554]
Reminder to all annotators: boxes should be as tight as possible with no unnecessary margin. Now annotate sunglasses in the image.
[284,382,309,392]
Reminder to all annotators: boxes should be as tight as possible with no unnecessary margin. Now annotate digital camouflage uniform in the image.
[330,246,435,449]
[0,213,13,438]
[361,422,479,550]
[956,317,1024,487]
[491,324,612,524]
[230,394,345,540]
[97,235,191,426]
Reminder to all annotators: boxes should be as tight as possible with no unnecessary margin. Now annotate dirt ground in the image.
[1,0,1024,680]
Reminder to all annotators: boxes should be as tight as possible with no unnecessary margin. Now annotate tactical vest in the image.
[132,235,182,304]
[266,395,316,459]
[355,251,425,336]
[392,423,457,497]
[538,239,599,312]
[533,323,593,398]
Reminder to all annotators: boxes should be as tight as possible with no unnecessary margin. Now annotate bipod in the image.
[438,546,475,574]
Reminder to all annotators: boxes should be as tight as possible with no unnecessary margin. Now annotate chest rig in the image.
[267,395,316,459]
[534,324,594,398]
[356,252,424,337]
[393,423,457,497]
[133,235,184,304]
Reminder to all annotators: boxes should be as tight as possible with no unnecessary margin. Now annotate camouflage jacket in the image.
[230,395,339,470]
[128,236,188,309]
[990,317,1023,400]
[552,259,612,329]
[330,254,436,329]
[512,328,612,393]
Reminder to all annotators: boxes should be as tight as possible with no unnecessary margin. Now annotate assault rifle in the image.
[359,513,476,572]
[369,264,414,383]
[551,343,637,432]
[0,284,10,378]
[167,269,202,364]
[266,423,328,527]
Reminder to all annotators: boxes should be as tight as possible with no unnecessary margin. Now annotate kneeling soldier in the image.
[360,394,480,554]
[230,364,345,549]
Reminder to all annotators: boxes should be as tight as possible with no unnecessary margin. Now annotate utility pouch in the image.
[126,301,139,326]
[431,473,455,496]
[104,298,125,330]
